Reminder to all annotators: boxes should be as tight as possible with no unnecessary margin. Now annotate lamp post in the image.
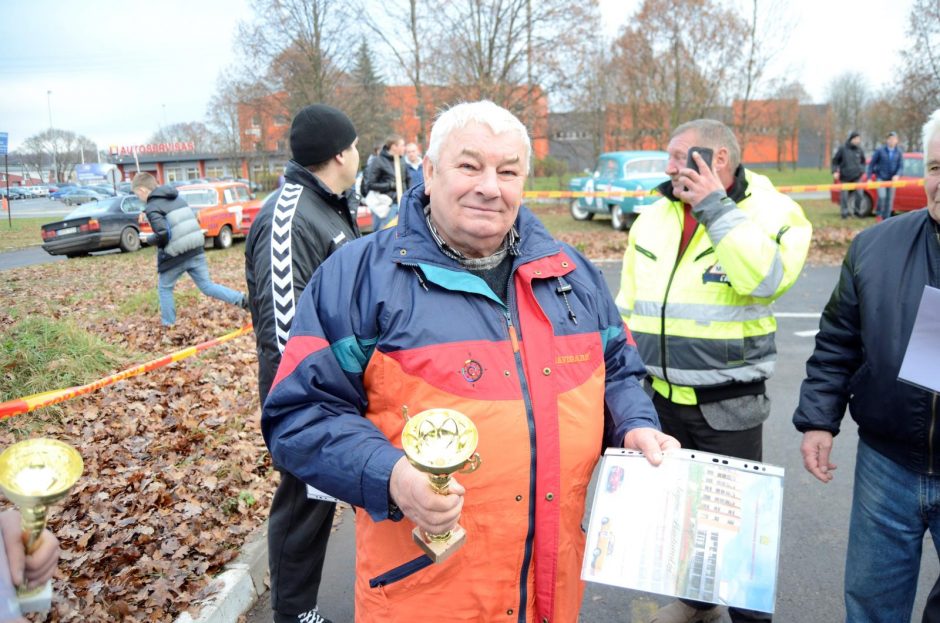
[47,90,57,183]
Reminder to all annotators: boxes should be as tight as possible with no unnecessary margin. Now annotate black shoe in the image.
[238,294,250,311]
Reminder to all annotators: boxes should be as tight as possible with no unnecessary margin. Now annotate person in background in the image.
[617,118,812,623]
[132,172,247,329]
[262,100,678,622]
[361,134,411,230]
[245,103,361,623]
[868,130,904,221]
[832,131,867,219]
[794,109,940,623]
[404,141,424,188]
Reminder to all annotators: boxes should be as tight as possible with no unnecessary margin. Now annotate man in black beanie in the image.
[245,103,360,623]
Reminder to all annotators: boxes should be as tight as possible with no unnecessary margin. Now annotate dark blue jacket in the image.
[868,145,904,181]
[794,210,940,474]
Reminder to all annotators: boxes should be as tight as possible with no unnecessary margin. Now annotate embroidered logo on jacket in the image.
[555,353,591,364]
[460,358,484,383]
[702,263,732,286]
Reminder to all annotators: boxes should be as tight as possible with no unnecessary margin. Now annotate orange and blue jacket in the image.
[262,185,659,623]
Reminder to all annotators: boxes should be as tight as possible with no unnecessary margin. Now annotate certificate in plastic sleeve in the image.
[582,448,784,613]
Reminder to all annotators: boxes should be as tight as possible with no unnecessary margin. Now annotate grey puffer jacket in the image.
[144,185,205,273]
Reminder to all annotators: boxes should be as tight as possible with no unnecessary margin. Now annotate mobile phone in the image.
[686,147,714,173]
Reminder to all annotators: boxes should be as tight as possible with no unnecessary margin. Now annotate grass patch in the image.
[0,316,127,402]
[748,167,832,187]
[0,217,48,252]
[118,287,201,317]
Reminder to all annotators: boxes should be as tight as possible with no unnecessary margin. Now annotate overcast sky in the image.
[0,0,914,153]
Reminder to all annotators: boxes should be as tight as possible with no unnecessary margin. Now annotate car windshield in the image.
[179,189,218,208]
[66,200,114,218]
[624,158,668,176]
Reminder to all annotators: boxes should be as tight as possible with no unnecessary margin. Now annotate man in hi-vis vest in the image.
[617,119,811,623]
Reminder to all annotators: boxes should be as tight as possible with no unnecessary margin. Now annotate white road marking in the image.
[795,330,819,337]
[775,312,822,318]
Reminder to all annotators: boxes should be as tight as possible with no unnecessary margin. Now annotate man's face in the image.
[390,140,405,157]
[664,130,730,192]
[851,136,862,147]
[925,131,940,223]
[341,138,360,189]
[405,143,421,164]
[424,122,526,258]
[887,135,899,149]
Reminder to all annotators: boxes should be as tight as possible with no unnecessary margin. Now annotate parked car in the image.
[8,187,31,200]
[117,181,132,194]
[40,195,146,258]
[87,184,117,197]
[138,181,263,249]
[62,188,107,206]
[568,151,670,230]
[27,186,49,198]
[51,186,80,201]
[829,152,924,217]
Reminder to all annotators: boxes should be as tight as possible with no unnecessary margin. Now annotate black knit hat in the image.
[289,104,357,167]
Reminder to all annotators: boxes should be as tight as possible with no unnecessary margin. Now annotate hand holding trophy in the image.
[401,408,481,563]
[0,438,82,613]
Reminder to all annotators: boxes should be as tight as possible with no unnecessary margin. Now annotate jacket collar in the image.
[655,163,750,204]
[284,159,354,205]
[391,183,561,268]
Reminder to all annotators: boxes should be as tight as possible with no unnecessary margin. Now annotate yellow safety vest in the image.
[616,169,812,405]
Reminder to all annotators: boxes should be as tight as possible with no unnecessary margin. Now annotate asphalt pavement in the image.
[240,262,939,623]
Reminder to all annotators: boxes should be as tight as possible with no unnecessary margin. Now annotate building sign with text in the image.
[108,142,196,156]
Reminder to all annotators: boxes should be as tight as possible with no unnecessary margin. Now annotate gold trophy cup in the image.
[0,438,83,611]
[401,408,481,563]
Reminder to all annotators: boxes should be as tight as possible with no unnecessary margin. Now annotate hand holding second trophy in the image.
[399,408,481,563]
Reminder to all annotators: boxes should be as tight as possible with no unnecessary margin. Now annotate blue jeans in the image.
[845,439,940,623]
[877,185,896,220]
[157,253,244,326]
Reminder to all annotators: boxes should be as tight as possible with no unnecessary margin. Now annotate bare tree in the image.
[238,0,356,114]
[148,122,213,149]
[359,0,436,143]
[894,0,940,150]
[733,0,793,150]
[826,71,870,148]
[19,129,96,183]
[610,0,748,134]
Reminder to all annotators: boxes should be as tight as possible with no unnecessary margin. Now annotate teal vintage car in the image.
[568,151,669,230]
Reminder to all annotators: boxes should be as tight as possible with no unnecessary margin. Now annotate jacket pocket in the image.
[368,554,433,589]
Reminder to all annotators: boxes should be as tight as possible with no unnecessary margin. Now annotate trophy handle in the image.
[457,453,481,474]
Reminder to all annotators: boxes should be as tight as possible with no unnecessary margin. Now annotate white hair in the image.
[425,100,532,169]
[923,109,940,157]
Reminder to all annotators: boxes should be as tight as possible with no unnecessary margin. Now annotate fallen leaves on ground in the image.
[0,247,279,621]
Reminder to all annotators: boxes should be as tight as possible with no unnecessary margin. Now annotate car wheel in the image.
[119,227,141,252]
[858,193,874,218]
[570,199,594,221]
[213,225,233,249]
[611,206,637,231]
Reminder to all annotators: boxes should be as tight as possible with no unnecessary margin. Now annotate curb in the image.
[174,522,269,623]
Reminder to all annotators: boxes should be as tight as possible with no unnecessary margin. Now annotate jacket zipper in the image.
[660,210,698,401]
[931,393,938,475]
[503,299,538,623]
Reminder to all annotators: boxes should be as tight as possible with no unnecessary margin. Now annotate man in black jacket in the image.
[794,109,940,623]
[132,172,247,327]
[831,131,867,219]
[244,104,360,623]
[362,134,410,230]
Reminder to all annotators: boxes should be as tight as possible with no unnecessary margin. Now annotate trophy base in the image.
[412,525,466,563]
[17,579,51,613]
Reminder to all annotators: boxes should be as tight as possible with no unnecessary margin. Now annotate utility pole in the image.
[47,90,58,183]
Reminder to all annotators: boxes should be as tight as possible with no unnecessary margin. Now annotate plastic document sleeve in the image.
[898,285,940,394]
[581,447,785,614]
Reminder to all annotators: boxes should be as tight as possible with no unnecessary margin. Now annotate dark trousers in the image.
[652,392,772,623]
[268,470,336,623]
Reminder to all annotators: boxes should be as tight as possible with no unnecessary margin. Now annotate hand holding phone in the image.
[686,147,714,174]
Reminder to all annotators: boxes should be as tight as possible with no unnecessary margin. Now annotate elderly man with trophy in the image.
[263,100,678,623]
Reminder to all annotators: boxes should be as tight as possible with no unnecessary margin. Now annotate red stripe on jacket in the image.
[271,335,330,391]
